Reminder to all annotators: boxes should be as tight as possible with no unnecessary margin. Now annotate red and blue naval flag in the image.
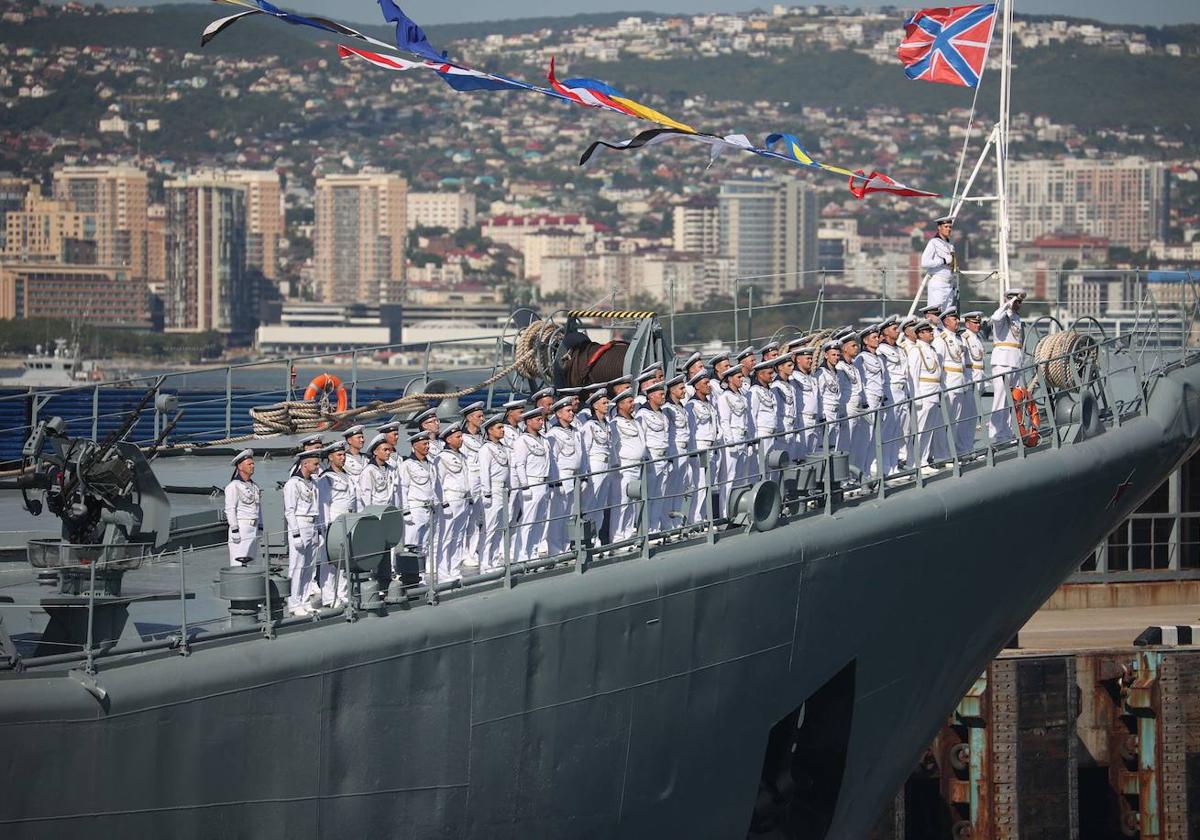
[897,4,997,88]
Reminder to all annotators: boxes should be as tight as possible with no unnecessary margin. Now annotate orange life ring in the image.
[304,373,348,413]
[1011,386,1040,447]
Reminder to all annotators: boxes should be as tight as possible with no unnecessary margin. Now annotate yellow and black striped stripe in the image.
[566,310,657,320]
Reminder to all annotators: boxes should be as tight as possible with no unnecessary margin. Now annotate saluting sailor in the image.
[477,414,512,571]
[877,317,911,474]
[922,214,958,312]
[400,430,442,565]
[224,449,262,566]
[749,358,781,482]
[545,397,587,555]
[790,343,822,456]
[511,408,553,561]
[342,425,368,480]
[317,440,358,607]
[283,449,324,616]
[685,368,723,521]
[855,324,889,477]
[959,311,987,456]
[637,379,675,532]
[989,289,1027,444]
[664,374,695,524]
[435,423,471,582]
[681,351,705,400]
[934,307,968,458]
[898,316,919,354]
[735,347,755,397]
[581,389,616,543]
[816,341,844,452]
[610,388,647,544]
[908,320,947,471]
[717,366,754,506]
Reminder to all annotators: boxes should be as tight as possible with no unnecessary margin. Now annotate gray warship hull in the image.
[2,360,1198,839]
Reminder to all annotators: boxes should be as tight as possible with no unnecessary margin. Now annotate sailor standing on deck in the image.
[511,408,553,561]
[298,433,325,452]
[710,353,732,387]
[546,397,587,555]
[224,449,262,566]
[664,374,694,524]
[459,402,487,564]
[717,366,754,505]
[477,414,511,571]
[434,423,470,582]
[735,348,756,397]
[317,440,358,607]
[379,421,402,469]
[989,289,1027,444]
[817,342,844,452]
[611,388,647,543]
[922,215,958,312]
[501,398,525,447]
[581,389,616,543]
[681,352,705,399]
[934,308,968,459]
[908,321,947,471]
[960,311,987,456]
[399,430,442,563]
[771,354,800,463]
[359,434,398,507]
[790,344,822,456]
[413,409,443,457]
[749,359,781,483]
[283,449,323,616]
[342,425,367,481]
[877,317,911,473]
[855,324,889,477]
[637,380,675,532]
[838,335,869,471]
[686,368,723,521]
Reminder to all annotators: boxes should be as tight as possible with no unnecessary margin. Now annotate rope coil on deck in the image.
[1034,330,1099,391]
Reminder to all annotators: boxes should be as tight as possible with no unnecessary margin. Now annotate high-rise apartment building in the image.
[314,173,406,305]
[52,166,148,277]
[1007,158,1169,249]
[672,197,720,255]
[408,191,477,232]
[719,178,818,300]
[164,175,250,336]
[2,191,97,264]
[0,175,32,252]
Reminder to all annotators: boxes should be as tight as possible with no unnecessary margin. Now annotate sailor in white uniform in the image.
[934,307,968,459]
[770,353,800,463]
[908,320,947,470]
[413,409,443,458]
[759,341,780,362]
[989,289,1027,443]
[921,214,958,312]
[557,388,586,430]
[434,423,471,582]
[959,311,987,456]
[511,408,554,561]
[663,374,695,524]
[581,389,616,543]
[342,424,368,481]
[790,343,822,456]
[502,398,525,447]
[378,421,402,469]
[838,334,871,475]
[709,353,732,389]
[680,352,705,400]
[877,317,911,474]
[530,387,555,428]
[898,316,919,356]
[749,358,781,482]
[224,449,262,566]
[685,368,723,521]
[545,397,587,555]
[634,364,662,409]
[637,379,675,532]
[399,430,442,568]
[717,366,754,505]
[477,414,512,571]
[854,324,889,477]
[816,341,844,452]
[359,433,398,507]
[610,388,647,543]
[283,449,323,615]
[317,440,358,607]
[459,401,487,564]
[735,347,755,398]
[298,433,325,452]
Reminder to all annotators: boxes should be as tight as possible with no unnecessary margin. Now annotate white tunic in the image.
[637,405,674,460]
[877,343,910,400]
[921,236,955,281]
[935,329,966,388]
[317,468,358,525]
[358,461,398,507]
[990,303,1025,369]
[478,439,511,497]
[817,366,841,420]
[961,328,986,381]
[750,383,781,437]
[854,350,888,403]
[512,431,554,491]
[283,473,322,538]
[665,402,695,454]
[546,425,586,479]
[686,396,722,448]
[461,431,484,497]
[224,478,261,533]
[582,417,615,472]
[399,457,440,508]
[344,450,367,480]
[436,447,473,501]
[717,388,753,444]
[908,341,945,394]
[790,370,821,419]
[612,416,648,467]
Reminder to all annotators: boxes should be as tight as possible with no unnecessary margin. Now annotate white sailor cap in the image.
[230,448,254,467]
[323,440,348,455]
[294,449,322,464]
[532,387,555,402]
[708,352,730,366]
[1005,288,1026,299]
[586,389,610,407]
[934,214,955,225]
[550,396,575,413]
[880,314,899,329]
[409,430,433,444]
[838,333,859,347]
[640,361,664,375]
[503,397,527,410]
[785,336,808,351]
[919,304,942,315]
[459,401,485,416]
[858,324,880,340]
[607,374,632,388]
[735,346,755,362]
[718,366,742,382]
[483,413,505,430]
[367,433,390,454]
[772,354,794,368]
[759,340,780,354]
[942,306,960,318]
[752,358,776,373]
[613,387,636,402]
[520,407,545,422]
[378,421,400,435]
[687,368,711,387]
[413,408,438,426]
[683,351,703,368]
[665,374,685,389]
[645,379,667,394]
[298,433,325,447]
[821,340,841,353]
[342,424,365,439]
[635,369,659,385]
[557,386,583,397]
[915,320,936,333]
[439,422,463,441]
[794,344,816,356]
[900,316,919,330]
[963,310,984,321]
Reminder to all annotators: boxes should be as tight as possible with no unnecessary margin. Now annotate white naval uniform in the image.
[877,342,911,474]
[358,460,398,507]
[460,431,485,564]
[317,468,358,606]
[790,369,822,456]
[935,328,969,458]
[921,236,957,311]
[344,450,367,482]
[435,447,472,582]
[771,377,801,462]
[908,340,947,466]
[686,395,723,521]
[581,416,616,541]
[501,423,520,449]
[854,350,889,478]
[612,414,648,543]
[546,424,587,556]
[664,402,696,524]
[989,302,1026,443]
[511,431,553,561]
[749,382,781,482]
[717,386,754,504]
[960,328,986,456]
[399,456,442,566]
[224,478,262,566]
[283,472,323,613]
[816,365,843,452]
[477,440,511,571]
[637,405,675,532]
[838,360,867,470]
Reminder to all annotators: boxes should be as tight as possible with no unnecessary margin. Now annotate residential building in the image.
[163,174,251,336]
[0,263,152,329]
[481,213,597,250]
[227,170,283,282]
[521,229,587,280]
[0,176,32,252]
[1007,158,1169,249]
[408,191,477,231]
[719,177,819,300]
[51,165,148,277]
[145,203,166,284]
[314,173,407,305]
[672,197,720,255]
[2,191,97,264]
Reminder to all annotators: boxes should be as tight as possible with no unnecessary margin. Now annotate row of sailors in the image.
[224,290,1027,615]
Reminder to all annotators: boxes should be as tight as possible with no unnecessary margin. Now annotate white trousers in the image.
[287,524,320,612]
[479,489,509,572]
[547,479,583,556]
[846,407,872,476]
[227,518,260,566]
[821,413,847,453]
[584,466,614,539]
[438,498,470,582]
[927,274,957,311]
[645,457,671,532]
[669,454,697,524]
[722,445,751,509]
[989,367,1024,443]
[886,395,910,472]
[941,387,965,458]
[956,385,979,455]
[914,391,946,466]
[690,449,721,522]
[613,465,643,543]
[515,483,550,562]
[801,416,821,458]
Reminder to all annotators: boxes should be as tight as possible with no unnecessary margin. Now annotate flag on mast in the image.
[897,4,997,88]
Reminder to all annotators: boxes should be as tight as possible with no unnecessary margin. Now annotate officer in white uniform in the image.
[477,414,512,570]
[960,311,987,457]
[877,317,911,474]
[934,307,968,458]
[790,344,822,456]
[317,440,358,607]
[854,324,889,477]
[611,387,647,543]
[224,449,262,566]
[545,397,587,555]
[685,368,723,520]
[898,316,919,355]
[908,320,947,470]
[637,379,675,532]
[749,358,781,482]
[581,389,616,543]
[511,408,553,561]
[989,289,1027,443]
[717,366,754,505]
[283,449,323,616]
[922,214,957,312]
[816,341,844,452]
[342,425,368,480]
[663,374,695,524]
[399,430,442,568]
[434,423,471,582]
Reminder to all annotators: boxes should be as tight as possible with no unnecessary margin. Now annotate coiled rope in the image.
[1034,330,1099,391]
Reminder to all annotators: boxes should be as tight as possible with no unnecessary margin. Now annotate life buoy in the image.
[1011,386,1040,447]
[304,373,348,413]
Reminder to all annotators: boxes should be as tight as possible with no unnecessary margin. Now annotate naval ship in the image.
[2,4,1199,839]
